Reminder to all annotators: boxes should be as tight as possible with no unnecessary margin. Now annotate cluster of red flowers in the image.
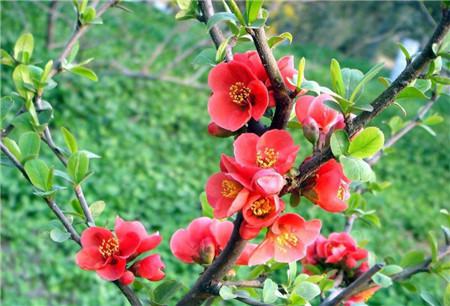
[76,217,165,285]
[303,232,369,276]
[207,51,297,132]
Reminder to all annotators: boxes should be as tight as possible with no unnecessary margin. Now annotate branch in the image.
[46,1,58,50]
[248,27,293,130]
[319,264,384,306]
[49,0,119,77]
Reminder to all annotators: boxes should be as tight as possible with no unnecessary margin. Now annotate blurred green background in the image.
[1,1,449,305]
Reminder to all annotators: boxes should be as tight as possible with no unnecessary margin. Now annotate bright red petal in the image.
[80,227,113,248]
[248,80,269,120]
[76,247,106,270]
[96,257,127,281]
[248,238,274,265]
[208,92,251,131]
[234,133,259,167]
[208,61,257,93]
[210,219,233,250]
[135,254,165,281]
[170,229,196,263]
[137,232,162,254]
[118,231,140,258]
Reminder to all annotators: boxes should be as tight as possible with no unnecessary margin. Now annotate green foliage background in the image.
[1,2,449,305]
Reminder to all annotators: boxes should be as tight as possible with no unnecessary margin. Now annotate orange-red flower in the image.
[76,217,163,284]
[208,61,269,131]
[233,130,299,175]
[295,94,345,135]
[303,159,350,212]
[248,213,321,265]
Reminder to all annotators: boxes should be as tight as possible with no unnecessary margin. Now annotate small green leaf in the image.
[219,286,237,300]
[50,227,71,243]
[13,64,34,100]
[153,280,184,304]
[430,75,450,85]
[207,12,237,30]
[388,116,405,134]
[192,48,216,67]
[342,68,364,100]
[348,127,384,159]
[24,159,50,191]
[340,156,376,182]
[19,131,40,162]
[67,42,80,63]
[70,198,84,215]
[427,231,438,263]
[423,114,444,126]
[246,0,264,24]
[396,86,429,101]
[67,151,90,184]
[89,201,106,218]
[215,37,230,62]
[294,281,321,301]
[398,43,412,62]
[400,250,425,268]
[0,96,15,121]
[0,49,15,66]
[420,291,441,306]
[330,130,349,157]
[268,32,293,49]
[418,124,436,137]
[81,6,96,24]
[3,138,22,161]
[199,192,214,218]
[349,62,384,103]
[381,265,403,276]
[40,60,54,85]
[61,127,78,153]
[330,59,345,97]
[263,279,278,303]
[290,191,301,208]
[371,273,392,288]
[14,33,34,64]
[69,66,98,81]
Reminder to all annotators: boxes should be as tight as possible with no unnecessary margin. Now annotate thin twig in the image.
[46,1,58,50]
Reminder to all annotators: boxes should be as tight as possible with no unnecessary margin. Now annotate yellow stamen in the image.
[99,237,119,258]
[229,82,251,106]
[256,147,279,168]
[276,232,298,252]
[337,185,345,200]
[250,198,273,217]
[221,179,241,198]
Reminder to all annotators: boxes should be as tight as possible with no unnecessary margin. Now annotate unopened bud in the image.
[207,122,233,138]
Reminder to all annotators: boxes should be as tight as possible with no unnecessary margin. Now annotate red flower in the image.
[303,159,350,212]
[304,232,368,270]
[295,94,345,135]
[208,61,269,131]
[132,254,165,281]
[205,172,250,219]
[233,130,299,175]
[76,218,163,283]
[235,243,258,265]
[248,213,321,265]
[344,286,379,306]
[240,195,285,240]
[170,217,233,265]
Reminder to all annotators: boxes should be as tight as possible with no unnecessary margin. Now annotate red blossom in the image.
[248,213,321,265]
[76,218,164,283]
[303,159,350,212]
[295,94,345,135]
[208,60,269,131]
[132,254,165,281]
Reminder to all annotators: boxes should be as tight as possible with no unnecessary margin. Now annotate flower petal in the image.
[76,247,106,270]
[96,257,127,281]
[80,227,113,248]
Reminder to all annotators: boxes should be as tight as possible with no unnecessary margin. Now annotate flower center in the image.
[256,147,279,168]
[99,237,119,258]
[250,198,273,217]
[276,232,298,249]
[221,179,241,198]
[229,82,251,106]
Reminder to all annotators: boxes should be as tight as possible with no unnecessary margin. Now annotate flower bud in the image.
[198,238,216,265]
[119,270,135,285]
[302,118,320,145]
[207,122,234,138]
[251,169,285,196]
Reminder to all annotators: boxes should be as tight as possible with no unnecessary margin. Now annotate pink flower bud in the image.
[119,270,135,285]
[207,122,234,138]
[302,117,320,144]
[251,169,285,195]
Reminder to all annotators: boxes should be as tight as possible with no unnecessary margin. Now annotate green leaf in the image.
[398,43,412,62]
[294,281,321,301]
[13,64,34,100]
[207,12,237,30]
[69,66,98,81]
[381,265,403,276]
[444,283,450,306]
[19,131,40,162]
[1,49,15,66]
[287,262,297,286]
[70,198,83,215]
[349,62,384,103]
[330,59,345,97]
[330,130,349,157]
[340,156,376,182]
[348,127,384,159]
[341,68,364,100]
[246,0,264,24]
[227,0,246,25]
[50,227,71,243]
[67,42,80,63]
[89,201,106,218]
[2,138,22,161]
[418,124,436,137]
[24,159,51,191]
[263,279,278,303]
[199,192,214,218]
[290,191,301,208]
[396,86,429,101]
[81,6,96,24]
[219,286,237,300]
[431,75,450,85]
[268,32,293,49]
[427,231,438,263]
[423,114,444,126]
[388,116,405,134]
[61,127,78,153]
[14,33,34,64]
[400,250,425,268]
[67,151,90,184]
[153,280,184,304]
[361,211,381,228]
[0,96,15,121]
[215,37,230,63]
[371,273,392,288]
[420,292,441,306]
[192,48,216,67]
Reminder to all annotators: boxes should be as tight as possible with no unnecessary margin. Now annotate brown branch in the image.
[46,1,58,50]
[248,27,293,130]
[319,264,384,306]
